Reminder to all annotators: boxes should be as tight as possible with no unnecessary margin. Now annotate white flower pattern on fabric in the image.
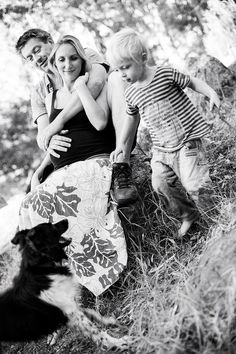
[19,158,127,296]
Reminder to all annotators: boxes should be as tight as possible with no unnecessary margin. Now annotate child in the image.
[107,28,220,237]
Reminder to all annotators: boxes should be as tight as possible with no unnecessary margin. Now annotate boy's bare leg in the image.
[107,71,138,206]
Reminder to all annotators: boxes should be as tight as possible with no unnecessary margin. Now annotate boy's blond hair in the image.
[106,28,149,68]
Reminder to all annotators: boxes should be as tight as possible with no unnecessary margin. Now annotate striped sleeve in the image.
[125,90,139,116]
[172,68,190,89]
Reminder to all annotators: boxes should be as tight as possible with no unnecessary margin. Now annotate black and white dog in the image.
[0,219,127,348]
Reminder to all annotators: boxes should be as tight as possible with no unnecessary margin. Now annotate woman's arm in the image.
[30,153,51,191]
[74,73,109,130]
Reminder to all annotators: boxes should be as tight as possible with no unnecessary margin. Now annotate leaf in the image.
[81,231,118,268]
[53,184,81,217]
[69,252,96,277]
[95,159,110,168]
[110,221,124,239]
[26,190,55,219]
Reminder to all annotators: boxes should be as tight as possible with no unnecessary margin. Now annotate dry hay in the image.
[118,166,236,354]
[177,202,236,354]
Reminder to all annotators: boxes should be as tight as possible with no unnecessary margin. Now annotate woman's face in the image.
[55,43,83,84]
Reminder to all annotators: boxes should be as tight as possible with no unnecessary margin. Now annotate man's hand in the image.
[38,120,65,151]
[46,130,72,158]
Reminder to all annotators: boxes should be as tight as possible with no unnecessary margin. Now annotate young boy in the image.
[107,28,220,237]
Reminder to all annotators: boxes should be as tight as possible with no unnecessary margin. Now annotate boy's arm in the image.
[39,64,107,150]
[188,76,220,111]
[110,113,140,162]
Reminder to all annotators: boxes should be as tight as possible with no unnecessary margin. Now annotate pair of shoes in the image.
[112,162,138,207]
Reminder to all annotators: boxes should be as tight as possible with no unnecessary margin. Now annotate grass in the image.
[1,140,236,354]
[1,93,236,353]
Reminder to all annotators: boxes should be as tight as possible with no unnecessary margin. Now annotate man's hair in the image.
[106,28,149,68]
[15,29,53,55]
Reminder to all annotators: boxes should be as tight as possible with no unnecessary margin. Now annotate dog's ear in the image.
[54,219,69,235]
[11,229,29,246]
[27,229,36,239]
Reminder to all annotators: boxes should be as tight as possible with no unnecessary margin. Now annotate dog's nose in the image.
[55,219,69,233]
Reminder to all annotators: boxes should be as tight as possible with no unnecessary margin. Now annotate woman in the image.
[19,35,127,297]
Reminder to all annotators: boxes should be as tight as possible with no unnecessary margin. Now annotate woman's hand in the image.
[46,131,72,158]
[73,72,89,90]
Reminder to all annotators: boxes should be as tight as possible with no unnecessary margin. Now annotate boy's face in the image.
[21,38,54,74]
[116,60,145,84]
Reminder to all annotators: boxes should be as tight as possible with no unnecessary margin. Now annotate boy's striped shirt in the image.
[125,66,210,152]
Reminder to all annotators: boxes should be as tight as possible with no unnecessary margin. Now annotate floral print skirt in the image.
[19,158,127,296]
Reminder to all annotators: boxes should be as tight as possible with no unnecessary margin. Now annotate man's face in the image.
[21,38,53,74]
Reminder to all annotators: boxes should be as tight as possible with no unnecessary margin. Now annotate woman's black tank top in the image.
[49,90,116,170]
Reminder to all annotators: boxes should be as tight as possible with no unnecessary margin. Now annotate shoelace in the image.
[113,167,133,189]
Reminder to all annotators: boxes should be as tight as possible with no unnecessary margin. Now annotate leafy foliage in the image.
[0,100,41,178]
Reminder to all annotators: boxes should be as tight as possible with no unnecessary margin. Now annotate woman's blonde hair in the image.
[48,34,92,86]
[106,28,149,68]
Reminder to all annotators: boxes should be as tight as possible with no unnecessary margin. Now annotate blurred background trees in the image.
[0,0,236,197]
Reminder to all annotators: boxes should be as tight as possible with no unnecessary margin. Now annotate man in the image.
[16,29,138,206]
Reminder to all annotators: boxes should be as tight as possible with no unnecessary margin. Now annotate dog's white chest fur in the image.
[39,274,78,315]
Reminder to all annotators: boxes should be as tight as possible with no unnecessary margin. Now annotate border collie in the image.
[0,219,127,349]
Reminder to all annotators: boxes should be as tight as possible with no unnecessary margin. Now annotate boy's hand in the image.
[110,146,125,163]
[209,90,220,111]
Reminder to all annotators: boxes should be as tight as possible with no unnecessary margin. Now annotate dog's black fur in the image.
[0,220,127,348]
[0,219,71,341]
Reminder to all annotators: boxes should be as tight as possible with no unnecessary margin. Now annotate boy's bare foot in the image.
[177,219,195,238]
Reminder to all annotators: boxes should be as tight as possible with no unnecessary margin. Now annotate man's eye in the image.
[34,46,41,53]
